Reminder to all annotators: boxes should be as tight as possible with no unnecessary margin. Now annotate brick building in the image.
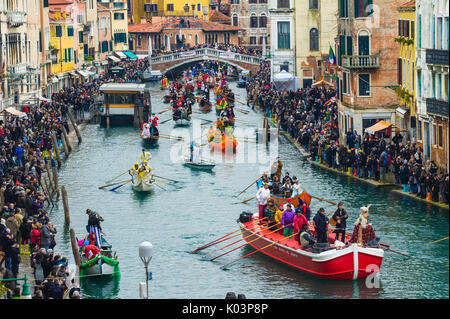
[336,0,402,141]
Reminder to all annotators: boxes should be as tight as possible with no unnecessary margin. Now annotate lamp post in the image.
[139,241,154,299]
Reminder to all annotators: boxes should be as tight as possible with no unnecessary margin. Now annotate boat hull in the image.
[173,118,191,126]
[131,177,154,192]
[182,156,215,170]
[239,219,384,280]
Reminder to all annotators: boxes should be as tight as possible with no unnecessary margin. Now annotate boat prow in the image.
[131,176,154,192]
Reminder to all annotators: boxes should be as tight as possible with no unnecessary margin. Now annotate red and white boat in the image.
[238,215,384,280]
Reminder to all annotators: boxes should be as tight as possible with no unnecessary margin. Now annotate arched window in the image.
[232,14,238,26]
[259,14,267,28]
[357,29,370,55]
[310,28,319,51]
[250,13,258,28]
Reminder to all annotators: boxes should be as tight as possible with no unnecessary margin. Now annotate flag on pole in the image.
[328,45,336,66]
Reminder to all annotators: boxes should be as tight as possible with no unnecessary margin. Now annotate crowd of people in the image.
[150,43,263,58]
[0,97,83,298]
[246,60,449,206]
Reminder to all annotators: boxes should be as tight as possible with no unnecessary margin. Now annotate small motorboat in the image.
[142,70,163,82]
[182,156,215,171]
[131,176,154,192]
[236,213,384,280]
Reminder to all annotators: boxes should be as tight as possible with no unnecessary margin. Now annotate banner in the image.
[219,52,235,59]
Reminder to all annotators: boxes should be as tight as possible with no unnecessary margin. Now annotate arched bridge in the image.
[149,48,263,77]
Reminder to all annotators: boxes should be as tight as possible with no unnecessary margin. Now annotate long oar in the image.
[220,231,299,269]
[236,178,261,198]
[99,179,131,190]
[190,218,266,254]
[154,178,177,187]
[158,108,172,114]
[205,221,277,259]
[110,180,132,191]
[240,196,256,204]
[124,128,140,139]
[210,224,289,262]
[108,169,130,182]
[159,118,172,124]
[310,195,337,206]
[382,247,411,258]
[153,174,180,183]
[344,231,391,248]
[419,236,448,247]
[153,182,167,191]
[191,218,267,254]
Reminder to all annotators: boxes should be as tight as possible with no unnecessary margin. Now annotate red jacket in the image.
[85,245,100,260]
[294,214,309,234]
[31,229,41,245]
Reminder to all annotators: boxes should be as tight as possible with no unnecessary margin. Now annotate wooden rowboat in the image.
[140,134,159,146]
[131,176,154,192]
[182,156,215,170]
[237,214,384,280]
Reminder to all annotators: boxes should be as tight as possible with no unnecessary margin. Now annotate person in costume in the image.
[349,205,378,246]
[256,183,271,220]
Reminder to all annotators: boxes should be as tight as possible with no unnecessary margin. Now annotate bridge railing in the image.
[150,48,263,66]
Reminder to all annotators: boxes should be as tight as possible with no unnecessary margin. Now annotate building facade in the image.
[128,0,210,24]
[128,16,241,54]
[268,0,295,78]
[229,0,269,51]
[336,0,401,141]
[97,3,114,64]
[395,0,416,141]
[0,0,42,109]
[415,0,449,171]
[294,0,338,88]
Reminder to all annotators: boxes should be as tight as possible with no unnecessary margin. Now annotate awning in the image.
[69,71,78,77]
[396,106,409,118]
[76,70,90,78]
[364,121,393,135]
[107,55,120,62]
[115,51,127,59]
[312,79,334,87]
[101,60,108,66]
[124,51,138,59]
[1,107,27,117]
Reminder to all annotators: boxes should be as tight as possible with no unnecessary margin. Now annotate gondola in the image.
[173,108,191,126]
[131,176,154,192]
[79,237,120,278]
[208,130,237,153]
[140,127,159,146]
[182,156,215,171]
[237,213,384,280]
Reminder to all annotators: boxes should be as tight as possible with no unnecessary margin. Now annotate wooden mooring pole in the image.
[61,186,70,226]
[67,109,82,143]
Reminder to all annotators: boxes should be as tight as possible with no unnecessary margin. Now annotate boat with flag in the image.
[236,212,384,280]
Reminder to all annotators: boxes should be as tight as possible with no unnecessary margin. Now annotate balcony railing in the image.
[426,49,449,66]
[7,63,28,76]
[7,11,26,27]
[342,55,379,69]
[426,98,449,119]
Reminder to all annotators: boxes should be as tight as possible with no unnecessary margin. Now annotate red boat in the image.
[237,215,384,280]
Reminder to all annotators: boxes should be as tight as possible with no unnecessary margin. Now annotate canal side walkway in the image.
[252,102,449,211]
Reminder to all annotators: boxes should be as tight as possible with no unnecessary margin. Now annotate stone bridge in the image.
[149,48,263,77]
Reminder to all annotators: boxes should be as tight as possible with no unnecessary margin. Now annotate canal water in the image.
[49,81,448,299]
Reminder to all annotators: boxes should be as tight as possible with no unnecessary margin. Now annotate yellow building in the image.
[110,0,129,51]
[49,12,75,75]
[129,0,210,24]
[396,0,415,138]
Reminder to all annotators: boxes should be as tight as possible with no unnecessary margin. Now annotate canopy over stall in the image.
[272,70,299,91]
[1,107,27,118]
[364,120,393,135]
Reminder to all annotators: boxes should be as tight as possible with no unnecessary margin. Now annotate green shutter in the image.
[346,36,353,56]
[339,35,345,65]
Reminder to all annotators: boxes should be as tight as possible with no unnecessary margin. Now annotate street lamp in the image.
[139,241,154,299]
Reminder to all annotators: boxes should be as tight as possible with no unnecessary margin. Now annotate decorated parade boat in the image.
[79,237,120,278]
[237,213,384,280]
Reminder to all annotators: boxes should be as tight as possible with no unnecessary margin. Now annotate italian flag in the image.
[328,45,336,66]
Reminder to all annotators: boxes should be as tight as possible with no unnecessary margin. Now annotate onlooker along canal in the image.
[49,81,448,299]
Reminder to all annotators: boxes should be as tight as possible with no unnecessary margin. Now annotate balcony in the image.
[342,55,379,69]
[7,11,26,27]
[426,49,449,66]
[7,63,28,76]
[426,98,449,119]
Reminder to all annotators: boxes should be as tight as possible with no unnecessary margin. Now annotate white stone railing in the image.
[150,48,263,66]
[7,11,26,27]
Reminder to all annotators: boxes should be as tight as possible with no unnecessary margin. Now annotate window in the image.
[114,32,127,43]
[417,120,422,141]
[417,70,422,98]
[231,0,240,3]
[68,48,72,62]
[354,0,373,18]
[167,3,174,11]
[197,4,201,11]
[358,73,370,96]
[55,25,62,37]
[249,0,257,3]
[114,12,124,20]
[310,28,319,51]
[259,0,268,3]
[232,15,238,26]
[343,71,349,94]
[137,35,142,47]
[277,0,290,8]
[309,0,318,9]
[346,36,353,55]
[101,41,109,52]
[432,124,437,146]
[250,36,257,45]
[67,26,74,37]
[438,125,443,147]
[259,14,267,28]
[397,58,402,85]
[280,62,289,72]
[250,14,258,28]
[411,20,415,39]
[357,30,370,55]
[339,0,348,18]
[79,30,83,43]
[278,22,290,49]
[418,14,422,47]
